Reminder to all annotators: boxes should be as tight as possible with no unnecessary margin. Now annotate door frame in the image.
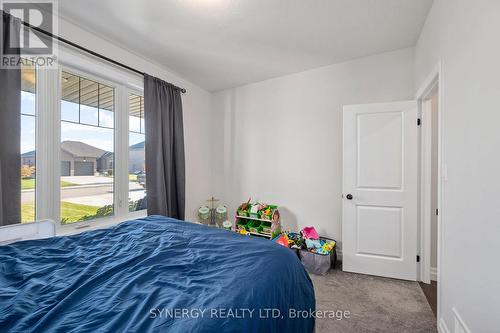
[415,62,443,321]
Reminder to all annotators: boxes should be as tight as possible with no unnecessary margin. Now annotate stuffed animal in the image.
[238,198,251,211]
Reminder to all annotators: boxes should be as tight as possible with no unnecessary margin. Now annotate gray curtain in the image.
[0,12,21,226]
[144,74,186,220]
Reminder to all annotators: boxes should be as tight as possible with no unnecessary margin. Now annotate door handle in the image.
[346,194,353,200]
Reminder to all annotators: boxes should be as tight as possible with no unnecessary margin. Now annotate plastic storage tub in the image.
[248,220,262,233]
[261,221,272,234]
[236,219,250,230]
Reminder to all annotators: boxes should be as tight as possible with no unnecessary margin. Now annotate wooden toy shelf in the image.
[235,215,273,222]
[234,206,281,239]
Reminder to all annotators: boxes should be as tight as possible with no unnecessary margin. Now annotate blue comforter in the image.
[0,216,315,332]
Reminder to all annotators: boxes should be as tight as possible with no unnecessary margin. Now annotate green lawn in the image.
[21,179,78,190]
[21,201,100,223]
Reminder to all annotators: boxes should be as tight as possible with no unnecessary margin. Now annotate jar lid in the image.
[216,205,227,214]
[198,206,209,214]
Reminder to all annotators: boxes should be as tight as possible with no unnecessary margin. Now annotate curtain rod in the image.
[8,11,187,93]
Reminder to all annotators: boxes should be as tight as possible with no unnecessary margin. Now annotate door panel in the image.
[61,161,70,176]
[343,101,418,281]
[357,112,403,189]
[74,161,94,176]
[356,205,402,258]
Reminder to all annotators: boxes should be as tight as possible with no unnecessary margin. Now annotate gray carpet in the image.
[310,265,437,333]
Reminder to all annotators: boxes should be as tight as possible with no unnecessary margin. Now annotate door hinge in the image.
[417,118,421,126]
[416,255,420,263]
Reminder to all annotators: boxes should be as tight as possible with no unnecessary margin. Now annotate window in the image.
[14,52,147,230]
[128,93,146,212]
[20,60,36,223]
[59,72,115,224]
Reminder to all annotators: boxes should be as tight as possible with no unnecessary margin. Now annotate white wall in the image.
[416,0,500,331]
[58,17,213,222]
[212,48,415,245]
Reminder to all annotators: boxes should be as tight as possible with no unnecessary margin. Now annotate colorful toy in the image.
[301,226,319,239]
[322,241,336,253]
[305,238,336,255]
[275,233,289,247]
[260,206,272,220]
[249,204,260,218]
[257,203,268,211]
[305,238,322,250]
[238,198,251,211]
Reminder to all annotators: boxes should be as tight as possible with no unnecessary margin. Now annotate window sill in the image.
[56,210,147,236]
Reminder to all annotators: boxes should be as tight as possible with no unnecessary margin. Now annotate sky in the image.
[21,91,145,154]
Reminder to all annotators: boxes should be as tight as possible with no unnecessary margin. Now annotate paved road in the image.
[21,182,145,206]
[61,175,114,185]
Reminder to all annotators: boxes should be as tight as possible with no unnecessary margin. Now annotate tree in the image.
[21,165,35,179]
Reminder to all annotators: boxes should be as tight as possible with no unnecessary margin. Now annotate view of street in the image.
[21,175,146,223]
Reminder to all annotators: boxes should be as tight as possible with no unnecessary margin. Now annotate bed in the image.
[0,216,315,332]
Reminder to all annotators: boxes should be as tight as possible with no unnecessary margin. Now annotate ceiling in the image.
[59,0,433,92]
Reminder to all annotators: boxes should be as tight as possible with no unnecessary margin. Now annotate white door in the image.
[342,101,418,280]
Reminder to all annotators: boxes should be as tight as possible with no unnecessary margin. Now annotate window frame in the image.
[33,44,146,234]
[127,91,146,213]
[20,60,38,223]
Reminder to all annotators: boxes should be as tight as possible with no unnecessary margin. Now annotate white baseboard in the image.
[430,266,437,281]
[438,309,471,333]
[453,308,471,333]
[438,318,450,333]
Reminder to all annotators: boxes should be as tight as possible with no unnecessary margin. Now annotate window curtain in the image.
[0,12,21,226]
[144,74,185,220]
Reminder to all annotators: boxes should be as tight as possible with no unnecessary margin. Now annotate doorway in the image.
[417,67,441,318]
[419,86,439,317]
[341,63,442,322]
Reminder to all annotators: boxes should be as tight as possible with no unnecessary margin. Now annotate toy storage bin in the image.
[299,237,337,276]
[248,210,260,219]
[236,219,250,230]
[237,209,249,217]
[299,248,336,275]
[261,221,272,234]
[260,205,278,220]
[248,220,262,233]
[259,212,271,220]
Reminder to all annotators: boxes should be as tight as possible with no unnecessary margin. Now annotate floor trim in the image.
[453,308,471,333]
[430,266,437,281]
[438,318,450,333]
